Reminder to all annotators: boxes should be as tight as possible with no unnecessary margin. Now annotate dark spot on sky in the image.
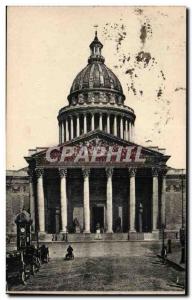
[175,87,186,92]
[157,88,163,99]
[136,51,152,67]
[139,22,152,46]
[160,70,166,80]
[134,8,143,15]
[140,25,147,45]
[125,68,134,75]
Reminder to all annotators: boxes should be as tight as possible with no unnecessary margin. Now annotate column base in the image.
[128,230,137,241]
[38,231,46,240]
[152,230,160,240]
[106,230,113,234]
[83,231,90,234]
[38,231,46,234]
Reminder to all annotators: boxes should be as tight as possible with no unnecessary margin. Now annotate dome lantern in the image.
[88,31,105,64]
[67,31,126,107]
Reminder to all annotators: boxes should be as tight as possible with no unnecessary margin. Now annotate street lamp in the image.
[161,223,166,258]
[180,169,185,264]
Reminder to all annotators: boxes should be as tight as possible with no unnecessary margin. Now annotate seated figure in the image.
[115,216,122,233]
[73,218,81,233]
[65,245,74,260]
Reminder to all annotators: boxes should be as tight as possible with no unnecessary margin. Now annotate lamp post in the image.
[180,169,185,264]
[138,203,143,233]
[161,223,165,257]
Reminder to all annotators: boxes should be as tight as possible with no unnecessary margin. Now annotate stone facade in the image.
[6,167,186,237]
[6,169,30,234]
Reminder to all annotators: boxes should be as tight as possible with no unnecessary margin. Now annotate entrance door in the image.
[92,207,104,232]
[47,208,60,233]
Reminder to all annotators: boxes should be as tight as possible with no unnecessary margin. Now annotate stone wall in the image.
[165,170,186,232]
[6,169,30,234]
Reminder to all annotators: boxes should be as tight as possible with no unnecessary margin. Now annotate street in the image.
[8,241,185,293]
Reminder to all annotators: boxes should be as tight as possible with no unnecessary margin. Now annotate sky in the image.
[6,6,186,170]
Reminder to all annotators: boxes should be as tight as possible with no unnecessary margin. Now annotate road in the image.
[8,241,185,294]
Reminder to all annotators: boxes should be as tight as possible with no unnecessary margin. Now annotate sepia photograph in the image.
[6,6,187,295]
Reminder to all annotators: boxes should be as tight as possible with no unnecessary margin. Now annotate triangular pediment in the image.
[25,130,170,168]
[63,130,169,159]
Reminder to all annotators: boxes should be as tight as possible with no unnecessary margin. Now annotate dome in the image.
[67,32,125,106]
[70,63,123,94]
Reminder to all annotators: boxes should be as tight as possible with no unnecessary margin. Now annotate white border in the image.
[0,1,190,299]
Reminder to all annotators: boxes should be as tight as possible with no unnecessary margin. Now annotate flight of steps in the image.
[35,232,160,242]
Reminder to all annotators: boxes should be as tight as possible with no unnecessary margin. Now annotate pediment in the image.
[25,130,170,168]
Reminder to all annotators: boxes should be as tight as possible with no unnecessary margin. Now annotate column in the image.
[152,168,159,231]
[66,118,69,141]
[83,168,90,233]
[59,168,68,233]
[129,168,136,232]
[70,116,74,140]
[132,124,135,142]
[91,113,94,131]
[128,122,131,141]
[59,123,61,144]
[76,115,80,136]
[125,119,128,141]
[36,168,45,233]
[62,121,65,142]
[83,114,87,134]
[161,173,166,226]
[106,168,113,233]
[120,117,123,139]
[28,169,35,231]
[114,115,117,136]
[107,114,110,134]
[99,113,103,130]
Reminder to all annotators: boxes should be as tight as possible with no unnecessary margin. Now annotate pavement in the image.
[166,250,186,270]
[8,241,186,294]
[157,242,186,271]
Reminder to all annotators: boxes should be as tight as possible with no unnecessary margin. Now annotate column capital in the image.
[152,167,159,177]
[59,168,67,178]
[27,168,34,182]
[159,167,168,177]
[128,167,137,177]
[105,167,113,178]
[82,168,90,178]
[35,168,44,178]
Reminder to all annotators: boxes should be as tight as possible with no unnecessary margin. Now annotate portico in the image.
[27,158,167,237]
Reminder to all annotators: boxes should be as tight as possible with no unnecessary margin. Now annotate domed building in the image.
[24,32,173,240]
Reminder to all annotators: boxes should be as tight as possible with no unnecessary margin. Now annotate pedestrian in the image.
[167,239,172,253]
[96,223,101,239]
[162,246,167,264]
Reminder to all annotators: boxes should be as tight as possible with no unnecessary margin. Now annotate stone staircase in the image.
[33,232,160,242]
